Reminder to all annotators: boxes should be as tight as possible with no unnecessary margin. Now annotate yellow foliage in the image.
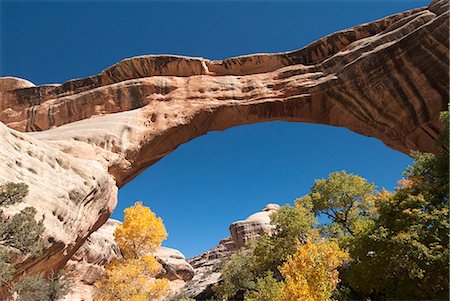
[114,201,168,258]
[278,240,349,301]
[94,256,169,301]
[94,202,170,301]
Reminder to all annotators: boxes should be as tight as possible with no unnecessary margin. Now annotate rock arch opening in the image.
[114,121,413,257]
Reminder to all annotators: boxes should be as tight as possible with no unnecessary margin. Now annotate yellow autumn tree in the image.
[114,201,168,258]
[278,240,349,301]
[94,202,169,301]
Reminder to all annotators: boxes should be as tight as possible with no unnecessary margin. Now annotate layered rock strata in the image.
[182,237,237,299]
[0,0,447,290]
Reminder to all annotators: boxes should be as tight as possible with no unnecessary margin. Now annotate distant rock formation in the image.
[230,204,280,249]
[181,204,281,299]
[0,0,447,290]
[183,237,237,300]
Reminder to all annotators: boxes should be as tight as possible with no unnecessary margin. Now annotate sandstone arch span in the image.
[0,0,448,279]
[1,0,448,188]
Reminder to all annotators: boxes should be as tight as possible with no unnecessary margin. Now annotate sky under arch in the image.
[0,0,427,257]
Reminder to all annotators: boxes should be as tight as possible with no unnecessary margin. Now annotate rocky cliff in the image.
[0,0,447,291]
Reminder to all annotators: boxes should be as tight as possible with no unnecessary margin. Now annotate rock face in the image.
[63,219,194,301]
[230,204,280,249]
[183,237,238,299]
[154,247,195,282]
[64,219,121,301]
[0,122,117,283]
[0,0,447,290]
[181,204,280,299]
[65,204,278,300]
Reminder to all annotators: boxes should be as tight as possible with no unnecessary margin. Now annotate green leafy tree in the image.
[251,200,318,275]
[214,250,258,300]
[214,201,318,300]
[244,272,281,301]
[298,171,377,237]
[0,248,15,285]
[344,110,449,300]
[0,182,64,300]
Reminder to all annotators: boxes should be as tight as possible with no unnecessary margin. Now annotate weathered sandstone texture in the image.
[0,123,117,280]
[0,0,447,291]
[230,203,280,249]
[63,219,194,301]
[64,219,121,301]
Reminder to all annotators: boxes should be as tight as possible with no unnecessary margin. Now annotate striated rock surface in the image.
[0,122,117,286]
[1,1,448,190]
[0,0,447,291]
[230,203,280,249]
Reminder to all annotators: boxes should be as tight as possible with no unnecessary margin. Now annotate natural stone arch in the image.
[1,0,447,187]
[0,0,447,282]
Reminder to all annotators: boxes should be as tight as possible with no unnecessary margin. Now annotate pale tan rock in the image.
[64,219,121,301]
[154,246,195,282]
[0,122,117,283]
[230,204,280,249]
[0,77,35,91]
[182,237,237,299]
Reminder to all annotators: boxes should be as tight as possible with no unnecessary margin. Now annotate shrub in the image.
[13,272,72,301]
[0,183,28,207]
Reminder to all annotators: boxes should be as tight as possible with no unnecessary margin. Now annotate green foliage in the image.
[251,201,318,275]
[213,250,258,300]
[436,109,449,151]
[0,207,44,256]
[13,272,72,301]
[0,183,28,207]
[343,111,449,300]
[0,248,15,285]
[0,182,56,299]
[244,272,281,301]
[170,294,197,301]
[299,171,377,237]
[214,202,318,300]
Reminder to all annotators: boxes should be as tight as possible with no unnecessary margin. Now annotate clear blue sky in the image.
[1,0,427,258]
